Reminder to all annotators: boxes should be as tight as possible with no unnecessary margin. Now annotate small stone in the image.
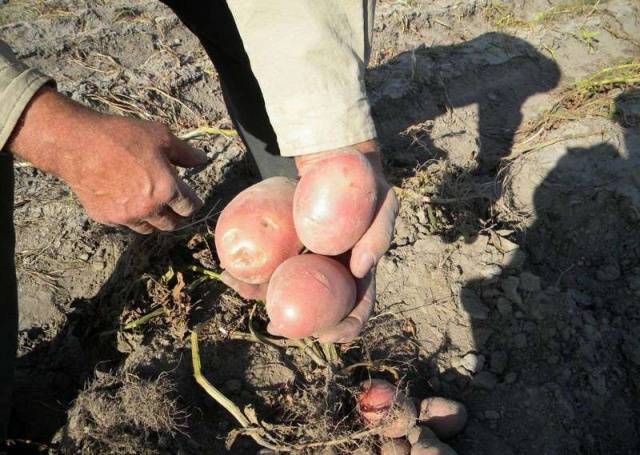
[78,252,90,261]
[479,264,503,280]
[596,263,621,282]
[502,276,523,305]
[473,371,498,390]
[490,351,507,374]
[513,333,527,349]
[519,271,541,292]
[505,372,518,384]
[496,297,513,317]
[514,310,524,319]
[485,410,500,419]
[91,261,106,271]
[459,288,490,319]
[460,353,485,373]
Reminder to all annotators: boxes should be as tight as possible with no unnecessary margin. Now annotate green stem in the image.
[188,265,223,281]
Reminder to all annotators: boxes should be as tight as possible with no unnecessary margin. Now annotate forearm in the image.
[227,0,377,157]
[0,39,53,152]
[6,86,104,186]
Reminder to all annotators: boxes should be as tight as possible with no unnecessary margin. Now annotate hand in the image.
[296,140,398,342]
[8,87,207,233]
[222,140,397,343]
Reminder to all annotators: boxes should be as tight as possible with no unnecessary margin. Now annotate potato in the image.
[215,177,302,284]
[294,150,377,255]
[407,426,458,455]
[410,442,457,455]
[380,438,411,455]
[357,379,417,438]
[266,254,356,339]
[418,398,467,439]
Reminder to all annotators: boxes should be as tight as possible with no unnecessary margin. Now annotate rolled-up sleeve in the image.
[227,0,377,157]
[0,40,53,151]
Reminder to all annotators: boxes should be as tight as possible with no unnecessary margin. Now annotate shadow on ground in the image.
[22,30,639,455]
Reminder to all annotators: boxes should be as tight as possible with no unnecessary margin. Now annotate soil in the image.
[2,0,640,454]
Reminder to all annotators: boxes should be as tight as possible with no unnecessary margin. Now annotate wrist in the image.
[294,139,382,175]
[7,86,101,181]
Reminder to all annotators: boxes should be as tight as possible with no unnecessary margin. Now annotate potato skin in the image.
[294,150,377,255]
[407,426,458,455]
[357,379,417,438]
[380,438,411,455]
[266,254,356,339]
[215,177,302,284]
[418,398,468,439]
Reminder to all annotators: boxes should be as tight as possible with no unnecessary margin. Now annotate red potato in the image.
[357,379,417,438]
[407,426,457,455]
[294,150,378,255]
[380,438,412,455]
[215,177,302,284]
[418,398,468,439]
[410,442,457,455]
[266,254,356,339]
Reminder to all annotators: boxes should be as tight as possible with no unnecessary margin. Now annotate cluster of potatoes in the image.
[215,151,377,338]
[215,154,467,454]
[358,379,467,455]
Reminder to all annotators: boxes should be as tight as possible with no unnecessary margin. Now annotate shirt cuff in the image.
[0,62,53,151]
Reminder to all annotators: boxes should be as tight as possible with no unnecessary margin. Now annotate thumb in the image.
[350,186,398,278]
[166,137,208,168]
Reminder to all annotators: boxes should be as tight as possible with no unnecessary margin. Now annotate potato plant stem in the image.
[190,326,285,451]
[122,306,166,330]
[187,265,223,281]
[192,325,383,451]
[179,126,237,141]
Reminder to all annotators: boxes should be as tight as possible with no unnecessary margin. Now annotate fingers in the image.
[350,185,398,278]
[316,271,376,343]
[220,271,268,301]
[145,207,181,231]
[126,220,155,235]
[167,178,204,217]
[166,137,209,168]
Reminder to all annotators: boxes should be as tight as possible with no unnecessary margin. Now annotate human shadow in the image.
[9,31,563,451]
[456,90,640,454]
[369,31,560,173]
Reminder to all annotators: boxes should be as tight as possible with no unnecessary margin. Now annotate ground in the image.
[2,0,640,454]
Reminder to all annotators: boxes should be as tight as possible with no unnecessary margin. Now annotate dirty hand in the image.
[295,141,398,342]
[8,87,207,233]
[222,140,398,343]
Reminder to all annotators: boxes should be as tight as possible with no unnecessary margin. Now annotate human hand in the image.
[8,87,207,233]
[295,141,398,342]
[218,140,397,342]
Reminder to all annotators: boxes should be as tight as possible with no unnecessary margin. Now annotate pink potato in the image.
[380,438,412,455]
[294,150,378,255]
[266,254,356,339]
[410,441,457,455]
[407,426,458,455]
[215,177,303,284]
[418,398,468,440]
[357,379,417,438]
